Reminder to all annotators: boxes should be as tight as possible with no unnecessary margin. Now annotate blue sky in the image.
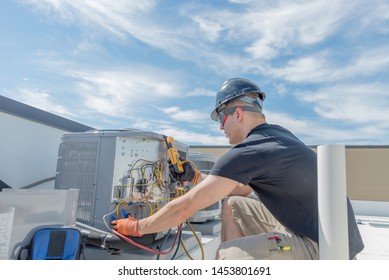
[1,0,388,145]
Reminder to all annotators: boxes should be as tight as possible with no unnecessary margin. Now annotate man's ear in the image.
[236,107,244,121]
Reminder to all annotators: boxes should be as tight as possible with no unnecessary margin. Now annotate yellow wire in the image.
[115,199,130,217]
[171,180,205,260]
[180,238,193,260]
[123,160,168,205]
[144,200,154,216]
[128,160,162,187]
[115,198,155,218]
[186,219,205,260]
[180,222,205,260]
[181,159,198,170]
[178,159,200,185]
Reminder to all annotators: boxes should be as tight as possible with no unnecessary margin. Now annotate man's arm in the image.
[228,183,254,196]
[137,174,238,235]
[193,173,251,196]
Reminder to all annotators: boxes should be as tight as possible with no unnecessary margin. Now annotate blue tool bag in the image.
[24,228,82,260]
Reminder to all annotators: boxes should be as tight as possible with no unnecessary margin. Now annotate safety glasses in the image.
[217,106,239,126]
[217,105,263,126]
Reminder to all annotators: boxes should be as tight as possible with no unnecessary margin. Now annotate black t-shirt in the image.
[210,123,364,259]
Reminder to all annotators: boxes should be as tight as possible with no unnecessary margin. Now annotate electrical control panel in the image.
[54,129,188,239]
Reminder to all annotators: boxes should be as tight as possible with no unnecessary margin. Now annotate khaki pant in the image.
[217,196,319,260]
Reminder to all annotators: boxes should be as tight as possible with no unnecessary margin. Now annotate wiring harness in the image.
[102,158,204,259]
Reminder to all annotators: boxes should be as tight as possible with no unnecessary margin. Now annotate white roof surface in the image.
[356,215,389,260]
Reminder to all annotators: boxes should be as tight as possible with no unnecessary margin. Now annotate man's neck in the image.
[242,118,266,139]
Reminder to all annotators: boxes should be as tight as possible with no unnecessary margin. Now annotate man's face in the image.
[218,105,242,145]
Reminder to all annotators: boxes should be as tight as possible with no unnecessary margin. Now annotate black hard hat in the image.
[210,78,266,121]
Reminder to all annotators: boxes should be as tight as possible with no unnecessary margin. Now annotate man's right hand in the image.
[169,160,199,183]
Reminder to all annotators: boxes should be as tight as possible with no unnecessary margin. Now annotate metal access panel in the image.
[54,129,188,233]
[188,152,221,223]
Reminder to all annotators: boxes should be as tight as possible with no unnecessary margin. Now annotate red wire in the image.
[112,224,182,255]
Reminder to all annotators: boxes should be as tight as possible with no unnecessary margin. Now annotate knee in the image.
[221,197,231,213]
[221,197,233,221]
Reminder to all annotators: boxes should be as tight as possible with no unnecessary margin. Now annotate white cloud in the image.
[187,88,215,97]
[269,52,331,83]
[159,106,210,124]
[58,66,184,117]
[189,15,223,43]
[21,0,157,40]
[266,112,311,133]
[22,0,389,72]
[269,45,389,83]
[71,40,105,56]
[266,110,389,145]
[228,0,253,4]
[156,125,228,145]
[240,1,348,60]
[342,46,389,79]
[183,0,389,75]
[21,0,198,60]
[2,87,76,118]
[299,83,389,125]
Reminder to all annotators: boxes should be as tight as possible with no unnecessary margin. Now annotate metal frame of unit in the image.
[54,129,188,240]
[188,152,221,223]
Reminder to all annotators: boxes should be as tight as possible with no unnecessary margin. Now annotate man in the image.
[112,78,364,259]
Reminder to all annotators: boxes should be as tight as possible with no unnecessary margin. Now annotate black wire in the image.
[20,177,55,189]
[156,228,172,260]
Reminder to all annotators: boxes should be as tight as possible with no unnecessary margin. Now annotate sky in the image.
[1,0,388,146]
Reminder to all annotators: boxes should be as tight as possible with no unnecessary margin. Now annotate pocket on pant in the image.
[266,232,293,260]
